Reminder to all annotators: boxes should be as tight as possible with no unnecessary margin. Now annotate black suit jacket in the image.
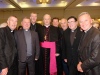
[63,27,83,66]
[30,23,42,31]
[15,29,40,62]
[78,27,100,75]
[30,23,43,40]
[61,28,70,58]
[0,26,17,69]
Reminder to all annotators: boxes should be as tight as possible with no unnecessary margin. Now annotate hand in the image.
[55,53,60,56]
[1,68,8,75]
[64,59,67,63]
[77,62,83,72]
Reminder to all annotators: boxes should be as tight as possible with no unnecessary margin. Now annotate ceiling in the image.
[0,0,100,11]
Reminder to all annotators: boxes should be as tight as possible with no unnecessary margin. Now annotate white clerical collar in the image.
[24,29,29,31]
[84,26,92,33]
[71,27,77,32]
[11,30,13,32]
[32,23,35,26]
[71,30,74,32]
[45,25,50,28]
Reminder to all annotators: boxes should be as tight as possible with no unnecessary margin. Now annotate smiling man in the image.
[77,12,100,75]
[63,16,83,75]
[15,17,40,75]
[0,16,18,75]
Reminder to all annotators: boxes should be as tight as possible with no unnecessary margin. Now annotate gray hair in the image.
[7,15,17,21]
[78,12,91,18]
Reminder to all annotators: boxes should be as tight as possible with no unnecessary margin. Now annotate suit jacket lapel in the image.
[68,29,72,47]
[80,27,94,51]
[30,30,33,48]
[6,27,15,46]
[73,27,82,47]
[72,28,78,47]
[21,29,27,47]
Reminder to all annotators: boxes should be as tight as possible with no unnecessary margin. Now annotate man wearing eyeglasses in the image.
[63,16,83,75]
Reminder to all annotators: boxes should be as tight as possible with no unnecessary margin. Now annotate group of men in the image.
[0,12,100,75]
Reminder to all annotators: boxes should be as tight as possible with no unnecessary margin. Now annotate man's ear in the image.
[91,19,93,23]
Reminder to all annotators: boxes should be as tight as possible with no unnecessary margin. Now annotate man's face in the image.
[43,14,51,25]
[21,18,30,30]
[78,14,92,31]
[68,18,77,30]
[30,13,37,24]
[7,16,17,30]
[60,19,68,30]
[52,19,59,27]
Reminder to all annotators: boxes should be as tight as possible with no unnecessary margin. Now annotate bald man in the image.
[37,14,62,75]
[60,18,69,75]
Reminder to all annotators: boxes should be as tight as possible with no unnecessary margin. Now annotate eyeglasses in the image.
[68,21,76,24]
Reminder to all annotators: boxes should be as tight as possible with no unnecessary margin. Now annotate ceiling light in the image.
[39,0,49,3]
[39,0,50,4]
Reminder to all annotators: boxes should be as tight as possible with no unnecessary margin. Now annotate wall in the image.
[0,8,100,26]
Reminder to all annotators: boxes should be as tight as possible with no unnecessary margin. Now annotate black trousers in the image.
[56,55,63,75]
[68,63,79,75]
[18,56,35,75]
[7,55,18,75]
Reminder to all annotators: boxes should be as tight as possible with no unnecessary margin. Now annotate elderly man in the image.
[37,14,62,75]
[0,16,18,75]
[60,18,69,75]
[77,12,100,75]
